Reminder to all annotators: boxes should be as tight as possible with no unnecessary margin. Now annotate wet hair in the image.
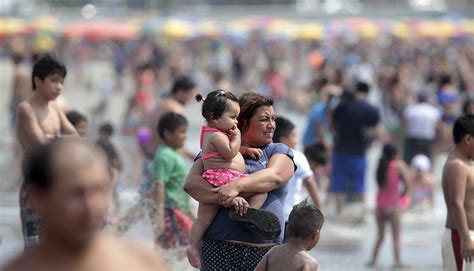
[453,114,474,144]
[237,92,274,133]
[32,54,67,91]
[157,112,188,140]
[196,90,239,121]
[355,81,370,94]
[171,76,195,95]
[99,123,114,136]
[376,143,398,188]
[304,142,328,165]
[66,111,87,127]
[273,116,295,143]
[287,199,324,239]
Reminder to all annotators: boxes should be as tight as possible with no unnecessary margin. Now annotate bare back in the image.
[442,151,474,230]
[149,98,183,152]
[201,130,245,173]
[16,99,74,151]
[3,234,167,271]
[258,245,319,271]
[11,64,32,103]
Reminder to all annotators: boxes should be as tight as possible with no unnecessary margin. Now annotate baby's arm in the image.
[240,146,263,159]
[209,128,241,160]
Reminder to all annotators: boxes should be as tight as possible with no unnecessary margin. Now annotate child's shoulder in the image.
[299,252,319,271]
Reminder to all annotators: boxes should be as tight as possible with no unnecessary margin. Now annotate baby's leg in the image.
[187,203,220,268]
[247,193,268,209]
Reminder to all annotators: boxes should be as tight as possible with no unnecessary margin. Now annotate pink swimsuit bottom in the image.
[202,168,246,187]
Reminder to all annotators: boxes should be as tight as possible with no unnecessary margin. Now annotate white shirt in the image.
[403,102,441,140]
[284,150,313,222]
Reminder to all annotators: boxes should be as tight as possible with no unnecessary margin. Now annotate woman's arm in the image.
[216,154,294,206]
[183,158,220,205]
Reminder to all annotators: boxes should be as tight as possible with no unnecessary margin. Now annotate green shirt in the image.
[154,144,189,212]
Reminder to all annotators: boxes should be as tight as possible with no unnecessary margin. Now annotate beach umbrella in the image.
[30,16,58,33]
[162,19,194,38]
[195,21,220,38]
[64,19,138,41]
[0,17,30,37]
[296,22,324,40]
[267,19,298,40]
[392,21,411,38]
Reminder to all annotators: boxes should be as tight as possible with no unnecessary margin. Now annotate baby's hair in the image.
[195,90,239,121]
[287,199,324,239]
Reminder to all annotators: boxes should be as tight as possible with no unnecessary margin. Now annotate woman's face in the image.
[242,105,276,147]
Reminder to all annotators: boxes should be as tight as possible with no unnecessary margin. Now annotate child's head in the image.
[196,90,239,132]
[453,115,474,158]
[411,154,431,176]
[66,111,88,138]
[98,123,114,140]
[376,143,398,188]
[32,54,67,100]
[273,116,297,149]
[287,199,324,250]
[157,112,188,149]
[304,142,328,171]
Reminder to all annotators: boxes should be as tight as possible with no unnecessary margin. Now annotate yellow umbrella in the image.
[297,22,323,40]
[162,19,193,38]
[392,21,411,38]
[31,16,58,32]
[267,19,298,39]
[197,21,220,38]
[460,19,474,35]
[0,17,28,35]
[358,20,379,39]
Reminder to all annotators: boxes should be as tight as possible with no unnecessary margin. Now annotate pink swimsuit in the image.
[376,161,400,212]
[200,126,246,187]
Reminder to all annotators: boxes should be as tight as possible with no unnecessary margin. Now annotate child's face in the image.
[282,128,298,149]
[212,101,240,132]
[75,121,88,138]
[164,124,188,149]
[35,73,64,101]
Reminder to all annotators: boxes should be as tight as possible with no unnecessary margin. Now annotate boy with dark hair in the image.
[66,110,88,137]
[273,116,322,228]
[154,112,193,249]
[442,114,474,271]
[149,76,196,157]
[16,53,78,248]
[256,199,323,271]
[4,139,167,271]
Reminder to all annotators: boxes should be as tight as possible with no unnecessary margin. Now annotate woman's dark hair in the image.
[157,112,188,140]
[376,143,398,188]
[32,54,67,90]
[273,116,295,143]
[66,111,87,127]
[453,114,474,144]
[196,90,239,121]
[237,92,274,132]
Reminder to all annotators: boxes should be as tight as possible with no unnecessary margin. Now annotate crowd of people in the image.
[3,21,474,270]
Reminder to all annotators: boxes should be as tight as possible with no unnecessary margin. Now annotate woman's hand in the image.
[213,182,240,207]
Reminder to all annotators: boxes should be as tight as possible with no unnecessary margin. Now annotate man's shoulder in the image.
[3,249,38,271]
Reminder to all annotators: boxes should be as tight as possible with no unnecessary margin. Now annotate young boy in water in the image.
[255,199,324,271]
[15,54,78,248]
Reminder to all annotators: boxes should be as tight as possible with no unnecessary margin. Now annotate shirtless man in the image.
[3,139,167,271]
[9,53,31,127]
[15,54,78,247]
[148,76,196,157]
[442,114,474,271]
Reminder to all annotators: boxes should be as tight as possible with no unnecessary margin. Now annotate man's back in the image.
[149,98,183,153]
[333,99,379,155]
[262,245,318,271]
